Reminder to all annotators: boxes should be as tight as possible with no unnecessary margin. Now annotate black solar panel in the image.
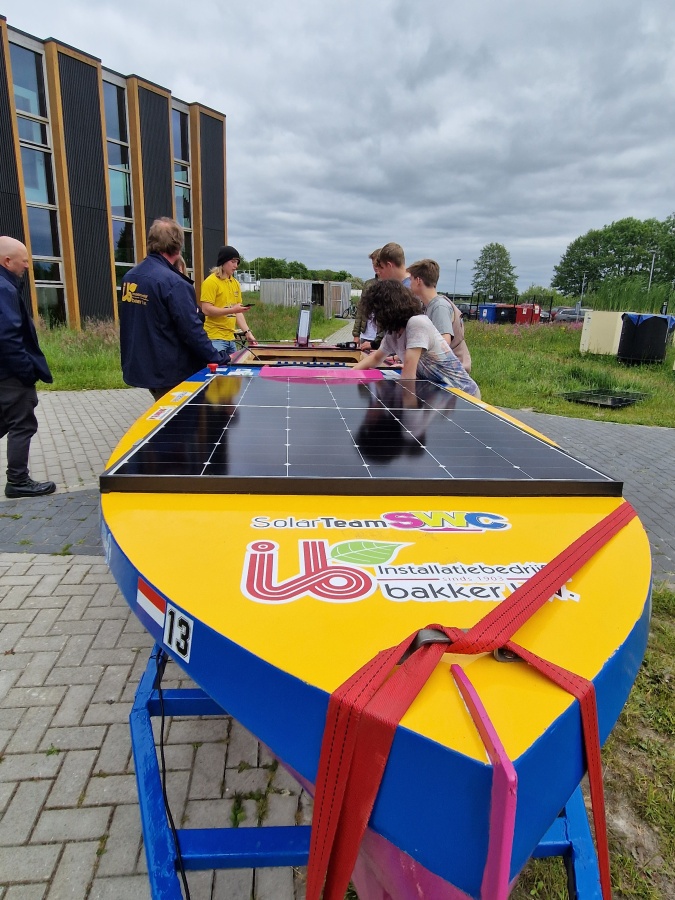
[100,377,621,496]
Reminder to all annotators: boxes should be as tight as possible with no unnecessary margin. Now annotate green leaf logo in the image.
[330,541,408,566]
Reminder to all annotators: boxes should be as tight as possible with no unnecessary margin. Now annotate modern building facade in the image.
[0,17,227,327]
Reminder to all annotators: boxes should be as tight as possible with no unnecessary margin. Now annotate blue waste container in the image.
[478,303,497,323]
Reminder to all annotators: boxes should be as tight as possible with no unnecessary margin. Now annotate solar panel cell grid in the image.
[100,377,619,496]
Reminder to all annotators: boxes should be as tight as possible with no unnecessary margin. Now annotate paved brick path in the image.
[502,410,675,586]
[0,388,314,899]
[0,370,673,898]
[0,552,311,899]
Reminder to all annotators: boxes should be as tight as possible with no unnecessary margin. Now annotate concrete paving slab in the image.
[0,552,310,899]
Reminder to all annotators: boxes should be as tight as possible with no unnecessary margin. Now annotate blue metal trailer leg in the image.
[130,646,602,900]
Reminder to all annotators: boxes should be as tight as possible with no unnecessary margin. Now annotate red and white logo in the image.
[242,540,376,604]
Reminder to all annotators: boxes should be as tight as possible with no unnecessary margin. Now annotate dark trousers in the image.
[149,387,176,402]
[0,377,39,483]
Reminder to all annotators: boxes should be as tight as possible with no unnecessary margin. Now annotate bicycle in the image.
[339,301,359,319]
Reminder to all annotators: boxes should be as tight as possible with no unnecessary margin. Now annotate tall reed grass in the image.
[584,276,672,314]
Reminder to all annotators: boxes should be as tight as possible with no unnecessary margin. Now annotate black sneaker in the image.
[5,478,57,498]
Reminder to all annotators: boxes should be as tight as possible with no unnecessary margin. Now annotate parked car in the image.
[437,294,478,320]
[455,301,479,320]
[553,307,592,322]
[549,306,571,320]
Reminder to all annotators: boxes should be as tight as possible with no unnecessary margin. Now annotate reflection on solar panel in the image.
[100,377,621,496]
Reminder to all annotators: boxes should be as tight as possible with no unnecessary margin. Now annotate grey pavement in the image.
[501,409,675,586]
[0,347,674,899]
[0,390,151,557]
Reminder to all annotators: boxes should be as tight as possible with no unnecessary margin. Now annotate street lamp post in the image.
[576,273,587,322]
[648,250,657,292]
[452,258,461,302]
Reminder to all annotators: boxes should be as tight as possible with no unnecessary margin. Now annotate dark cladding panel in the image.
[70,204,115,319]
[0,34,24,241]
[200,112,225,268]
[58,52,114,319]
[139,86,172,233]
[58,53,107,207]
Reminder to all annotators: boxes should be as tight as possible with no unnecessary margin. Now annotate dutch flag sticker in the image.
[136,578,167,630]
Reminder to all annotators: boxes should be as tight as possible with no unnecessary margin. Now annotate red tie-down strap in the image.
[507,640,611,897]
[305,501,637,900]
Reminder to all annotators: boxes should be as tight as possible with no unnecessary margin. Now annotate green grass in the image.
[242,294,346,343]
[468,321,675,427]
[591,276,671,314]
[38,318,126,390]
[36,299,344,391]
[37,312,675,427]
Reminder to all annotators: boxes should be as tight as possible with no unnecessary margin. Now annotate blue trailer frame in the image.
[130,645,602,900]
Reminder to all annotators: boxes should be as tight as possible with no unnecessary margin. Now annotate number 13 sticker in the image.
[163,604,193,662]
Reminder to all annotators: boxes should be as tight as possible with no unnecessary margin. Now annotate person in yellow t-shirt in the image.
[200,246,257,354]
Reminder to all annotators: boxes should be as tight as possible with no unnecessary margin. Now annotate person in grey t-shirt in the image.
[408,258,472,372]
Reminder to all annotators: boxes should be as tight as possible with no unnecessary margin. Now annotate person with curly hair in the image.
[352,279,479,398]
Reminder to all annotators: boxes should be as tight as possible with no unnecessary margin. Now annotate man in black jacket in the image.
[0,236,56,498]
[119,218,226,400]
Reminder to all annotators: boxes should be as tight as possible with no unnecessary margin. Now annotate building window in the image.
[9,41,66,326]
[172,107,192,273]
[103,80,135,293]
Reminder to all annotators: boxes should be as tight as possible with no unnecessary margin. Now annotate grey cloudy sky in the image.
[5,0,675,291]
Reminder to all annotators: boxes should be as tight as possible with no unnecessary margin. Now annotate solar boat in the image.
[100,349,651,900]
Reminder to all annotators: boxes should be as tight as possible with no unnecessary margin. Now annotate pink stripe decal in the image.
[259,366,383,382]
[451,664,517,900]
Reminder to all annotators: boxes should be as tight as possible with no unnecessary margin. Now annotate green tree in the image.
[237,257,354,282]
[310,268,353,282]
[519,285,563,304]
[471,243,517,298]
[247,257,289,279]
[287,260,311,279]
[551,216,673,296]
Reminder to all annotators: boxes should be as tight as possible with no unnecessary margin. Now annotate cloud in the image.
[4,0,675,290]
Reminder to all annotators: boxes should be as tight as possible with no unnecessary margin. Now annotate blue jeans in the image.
[211,339,237,354]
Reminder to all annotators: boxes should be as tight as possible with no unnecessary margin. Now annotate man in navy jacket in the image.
[0,236,56,498]
[119,218,226,400]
